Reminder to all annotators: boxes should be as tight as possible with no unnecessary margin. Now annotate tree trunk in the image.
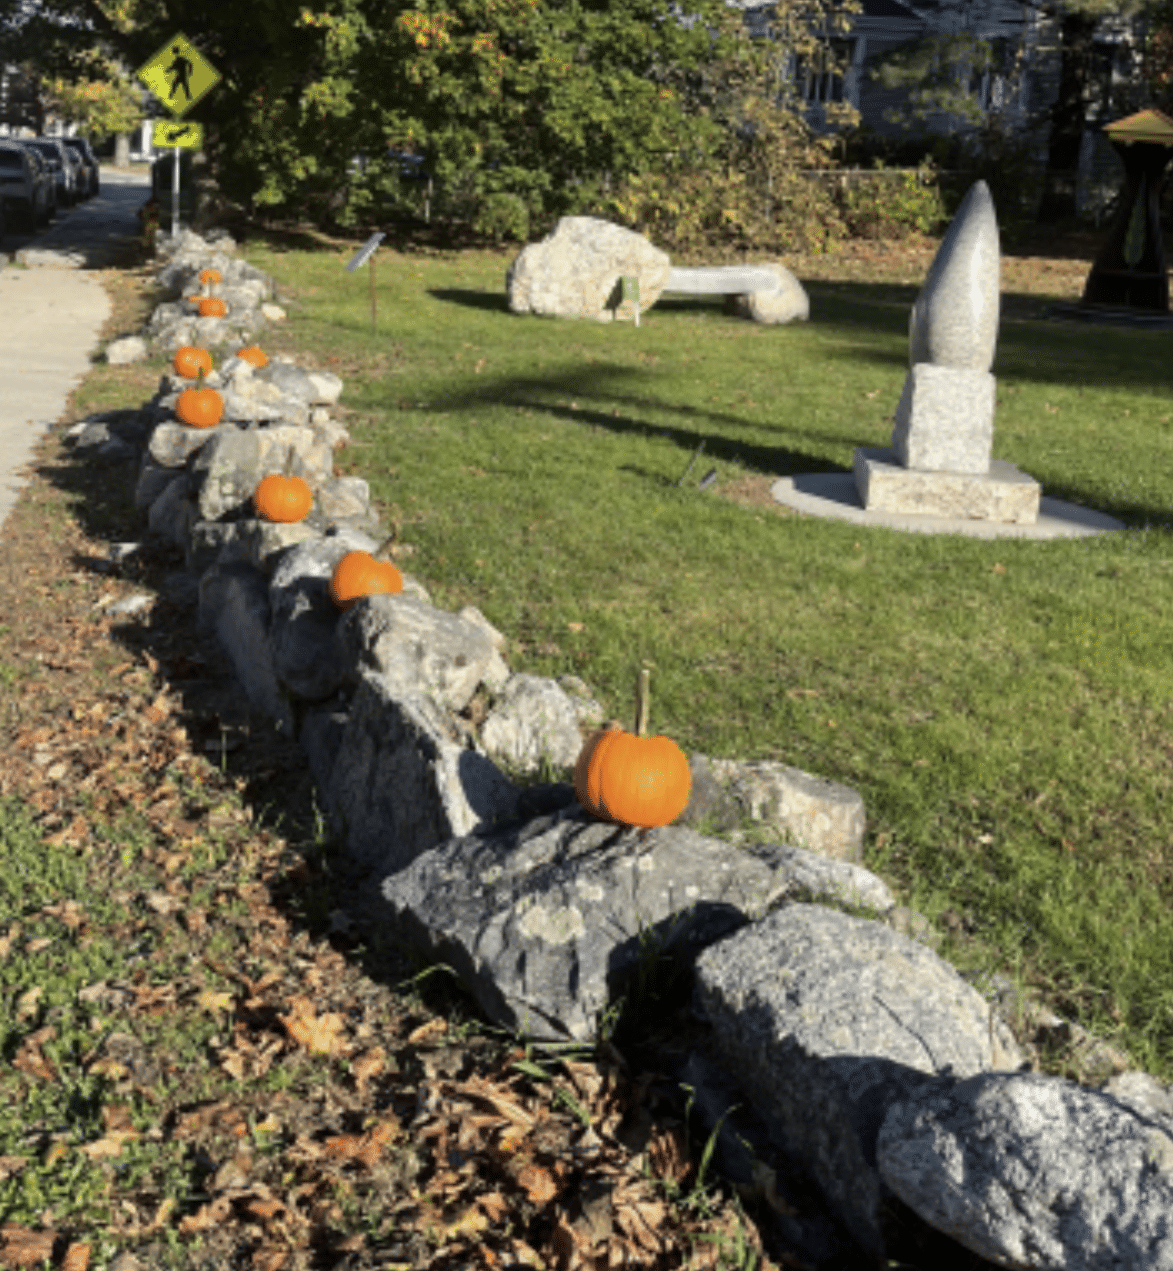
[114,131,130,167]
[1036,10,1099,223]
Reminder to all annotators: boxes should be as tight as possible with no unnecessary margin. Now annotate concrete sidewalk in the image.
[0,165,149,534]
[0,268,110,533]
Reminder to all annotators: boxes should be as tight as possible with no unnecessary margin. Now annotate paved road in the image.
[0,166,151,533]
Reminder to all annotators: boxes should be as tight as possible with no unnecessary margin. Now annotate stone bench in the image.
[662,263,810,324]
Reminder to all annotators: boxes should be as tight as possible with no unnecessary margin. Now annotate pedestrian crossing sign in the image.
[137,32,221,118]
[152,120,204,150]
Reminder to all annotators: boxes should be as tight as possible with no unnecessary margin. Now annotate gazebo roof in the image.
[1103,109,1173,146]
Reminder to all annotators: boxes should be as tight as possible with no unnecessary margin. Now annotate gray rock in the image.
[459,605,508,651]
[305,370,343,405]
[315,477,370,525]
[693,904,1025,1265]
[147,475,196,550]
[148,421,228,469]
[268,550,350,703]
[877,1071,1173,1270]
[679,754,867,864]
[253,361,321,405]
[187,519,243,573]
[335,595,498,713]
[908,180,1000,372]
[506,217,672,321]
[198,561,292,731]
[381,819,905,1045]
[300,699,351,796]
[381,816,786,1041]
[323,671,521,874]
[105,335,149,365]
[478,673,586,774]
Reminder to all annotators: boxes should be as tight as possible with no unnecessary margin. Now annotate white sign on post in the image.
[346,232,386,331]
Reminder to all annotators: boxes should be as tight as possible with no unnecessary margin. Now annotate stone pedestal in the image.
[891,365,995,474]
[853,446,1041,523]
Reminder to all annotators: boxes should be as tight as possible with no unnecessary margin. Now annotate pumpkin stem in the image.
[195,369,205,390]
[635,666,651,737]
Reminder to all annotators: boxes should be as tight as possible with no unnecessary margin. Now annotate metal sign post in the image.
[171,146,180,239]
[345,232,386,331]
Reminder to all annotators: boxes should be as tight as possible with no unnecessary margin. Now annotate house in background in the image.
[740,0,1154,219]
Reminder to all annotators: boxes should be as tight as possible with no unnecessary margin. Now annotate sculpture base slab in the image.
[853,446,1041,524]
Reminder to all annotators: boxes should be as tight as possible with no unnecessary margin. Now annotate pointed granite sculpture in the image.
[853,181,1041,523]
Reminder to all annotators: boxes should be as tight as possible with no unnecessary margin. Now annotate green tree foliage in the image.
[42,73,143,138]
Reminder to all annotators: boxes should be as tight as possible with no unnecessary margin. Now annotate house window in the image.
[792,38,855,104]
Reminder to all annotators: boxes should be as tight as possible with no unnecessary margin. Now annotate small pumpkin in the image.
[254,449,313,524]
[237,345,269,368]
[573,665,691,829]
[199,268,221,286]
[330,532,403,610]
[198,296,228,318]
[173,345,214,379]
[176,370,225,429]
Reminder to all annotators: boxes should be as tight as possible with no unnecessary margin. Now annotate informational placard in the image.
[152,120,204,150]
[345,232,386,273]
[623,275,641,327]
[136,32,222,118]
[345,232,387,330]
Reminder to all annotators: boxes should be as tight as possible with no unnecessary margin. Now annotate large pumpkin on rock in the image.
[330,533,403,610]
[237,345,269,368]
[176,372,224,429]
[574,667,691,829]
[173,345,213,379]
[254,452,313,523]
[198,296,228,318]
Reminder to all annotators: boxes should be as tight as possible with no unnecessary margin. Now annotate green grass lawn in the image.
[243,237,1173,1086]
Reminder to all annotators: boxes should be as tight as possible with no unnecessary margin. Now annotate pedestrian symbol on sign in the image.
[166,46,194,103]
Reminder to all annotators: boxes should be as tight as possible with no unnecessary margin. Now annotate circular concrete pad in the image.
[770,472,1127,540]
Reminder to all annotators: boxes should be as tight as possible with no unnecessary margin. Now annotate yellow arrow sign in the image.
[137,32,221,119]
[152,119,204,150]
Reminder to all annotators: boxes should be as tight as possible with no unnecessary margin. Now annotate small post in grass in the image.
[623,275,641,327]
[677,438,706,486]
[345,231,386,332]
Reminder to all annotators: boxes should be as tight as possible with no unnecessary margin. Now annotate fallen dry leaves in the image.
[0,268,792,1271]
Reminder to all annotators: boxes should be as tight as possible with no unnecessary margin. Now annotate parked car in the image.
[61,137,99,198]
[0,139,51,232]
[12,141,57,224]
[23,138,76,207]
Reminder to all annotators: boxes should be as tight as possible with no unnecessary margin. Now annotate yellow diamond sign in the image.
[137,32,221,119]
[152,120,204,150]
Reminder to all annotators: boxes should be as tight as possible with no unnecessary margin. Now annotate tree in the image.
[41,72,142,136]
[859,0,1158,223]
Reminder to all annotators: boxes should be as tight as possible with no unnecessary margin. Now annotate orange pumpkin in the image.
[198,296,228,318]
[330,534,403,610]
[254,451,313,523]
[237,345,269,368]
[199,268,221,286]
[176,371,224,429]
[574,667,691,829]
[173,345,214,379]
